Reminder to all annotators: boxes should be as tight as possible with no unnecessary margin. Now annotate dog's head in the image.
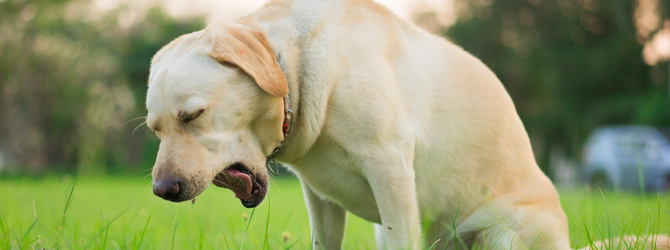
[146,22,287,208]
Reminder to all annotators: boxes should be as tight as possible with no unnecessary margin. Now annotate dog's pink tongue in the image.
[226,168,254,200]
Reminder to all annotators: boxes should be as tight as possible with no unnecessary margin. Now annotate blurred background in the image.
[0,0,668,187]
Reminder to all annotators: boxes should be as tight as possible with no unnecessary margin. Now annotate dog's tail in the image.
[576,234,670,250]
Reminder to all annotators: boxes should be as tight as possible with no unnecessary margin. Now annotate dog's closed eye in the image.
[182,109,205,123]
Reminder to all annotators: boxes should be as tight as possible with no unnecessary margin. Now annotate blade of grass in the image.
[653,194,661,248]
[51,239,85,249]
[268,178,306,226]
[279,209,295,233]
[637,156,645,196]
[36,219,58,248]
[486,215,528,250]
[599,189,612,250]
[85,207,130,249]
[219,226,231,250]
[131,232,138,250]
[54,177,77,248]
[270,234,285,249]
[592,219,607,249]
[135,205,155,250]
[102,217,110,250]
[0,214,9,250]
[20,218,39,245]
[427,239,441,250]
[190,202,204,250]
[157,204,181,250]
[618,225,631,250]
[285,238,299,250]
[31,198,37,218]
[20,233,49,250]
[170,221,178,250]
[57,178,77,234]
[654,208,670,215]
[322,228,328,250]
[642,208,657,250]
[443,202,462,250]
[582,221,598,250]
[262,194,271,250]
[9,229,18,249]
[239,208,256,250]
[623,210,641,247]
[530,231,543,249]
[631,213,651,250]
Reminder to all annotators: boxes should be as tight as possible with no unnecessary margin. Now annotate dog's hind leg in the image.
[451,197,571,250]
[424,219,476,250]
[509,208,571,250]
[425,202,571,250]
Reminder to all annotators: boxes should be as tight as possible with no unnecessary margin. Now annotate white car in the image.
[582,126,670,192]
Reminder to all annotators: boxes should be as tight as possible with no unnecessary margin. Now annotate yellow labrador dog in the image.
[146,0,667,249]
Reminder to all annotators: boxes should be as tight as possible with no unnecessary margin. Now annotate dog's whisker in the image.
[228,179,243,187]
[131,121,148,139]
[212,179,229,187]
[120,116,147,128]
[212,178,235,189]
[222,174,233,182]
[215,177,241,190]
[229,174,247,187]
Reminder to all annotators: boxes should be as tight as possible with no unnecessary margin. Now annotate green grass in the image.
[0,176,668,249]
[0,176,375,249]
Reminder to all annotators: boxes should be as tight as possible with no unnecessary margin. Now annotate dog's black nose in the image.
[153,180,182,201]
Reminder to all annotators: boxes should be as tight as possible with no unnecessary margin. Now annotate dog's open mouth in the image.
[213,162,267,208]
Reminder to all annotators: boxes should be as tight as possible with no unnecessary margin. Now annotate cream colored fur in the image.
[145,0,667,249]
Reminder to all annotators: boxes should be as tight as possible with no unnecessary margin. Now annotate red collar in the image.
[282,97,289,138]
[267,96,292,175]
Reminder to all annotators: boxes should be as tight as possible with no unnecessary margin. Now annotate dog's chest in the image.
[290,140,382,223]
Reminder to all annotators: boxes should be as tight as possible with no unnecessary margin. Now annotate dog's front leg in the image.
[365,155,421,250]
[301,180,347,250]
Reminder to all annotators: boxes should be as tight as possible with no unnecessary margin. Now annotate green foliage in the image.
[0,0,203,175]
[1,0,669,178]
[446,0,669,174]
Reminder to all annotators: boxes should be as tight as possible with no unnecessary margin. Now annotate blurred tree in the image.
[445,0,670,177]
[89,7,205,174]
[0,0,202,175]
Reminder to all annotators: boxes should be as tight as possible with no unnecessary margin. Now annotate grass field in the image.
[0,176,668,250]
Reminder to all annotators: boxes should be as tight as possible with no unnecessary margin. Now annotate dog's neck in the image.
[232,22,302,159]
[235,2,342,163]
[269,37,303,163]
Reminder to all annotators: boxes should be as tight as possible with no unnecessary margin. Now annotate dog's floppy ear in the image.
[209,24,288,97]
